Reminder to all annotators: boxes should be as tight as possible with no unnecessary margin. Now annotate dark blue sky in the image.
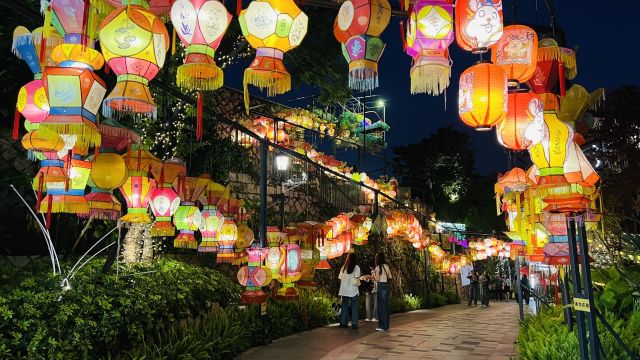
[224,1,640,176]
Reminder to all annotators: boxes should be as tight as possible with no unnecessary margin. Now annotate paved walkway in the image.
[238,302,520,360]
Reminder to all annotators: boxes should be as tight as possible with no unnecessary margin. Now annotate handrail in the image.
[593,308,639,360]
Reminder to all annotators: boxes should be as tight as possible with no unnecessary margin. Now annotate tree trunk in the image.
[123,223,143,264]
[140,224,154,263]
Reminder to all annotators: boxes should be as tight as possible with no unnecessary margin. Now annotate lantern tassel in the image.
[236,0,242,15]
[105,62,110,75]
[46,197,52,229]
[399,21,406,52]
[94,145,100,158]
[171,27,177,56]
[13,108,21,140]
[36,172,44,210]
[81,0,90,48]
[196,92,204,141]
[65,150,71,192]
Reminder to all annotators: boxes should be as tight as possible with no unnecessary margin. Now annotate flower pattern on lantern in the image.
[149,158,186,237]
[497,91,543,151]
[334,0,390,92]
[99,3,170,119]
[239,0,308,111]
[458,62,507,131]
[491,25,537,87]
[405,0,454,95]
[455,0,503,53]
[173,176,208,249]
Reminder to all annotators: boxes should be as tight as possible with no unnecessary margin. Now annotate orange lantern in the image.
[455,0,503,53]
[497,91,543,150]
[491,25,538,87]
[458,62,507,131]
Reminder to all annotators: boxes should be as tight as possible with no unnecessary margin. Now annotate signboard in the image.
[573,297,590,312]
[460,265,474,286]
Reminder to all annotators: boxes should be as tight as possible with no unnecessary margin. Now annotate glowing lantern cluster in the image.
[385,210,423,243]
[239,0,308,111]
[351,215,372,245]
[99,1,170,120]
[149,158,186,237]
[173,176,208,249]
[458,62,507,131]
[405,0,454,95]
[455,0,503,53]
[468,238,511,260]
[198,181,227,252]
[334,0,391,92]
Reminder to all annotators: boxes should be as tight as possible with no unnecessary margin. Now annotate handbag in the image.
[351,276,361,287]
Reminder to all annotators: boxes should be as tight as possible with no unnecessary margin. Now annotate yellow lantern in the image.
[239,0,308,111]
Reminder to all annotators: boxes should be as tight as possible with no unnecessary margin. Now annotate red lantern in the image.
[497,91,543,150]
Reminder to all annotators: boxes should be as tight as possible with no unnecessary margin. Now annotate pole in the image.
[567,214,590,360]
[424,248,430,308]
[515,253,524,321]
[280,183,285,230]
[577,214,602,359]
[259,141,268,248]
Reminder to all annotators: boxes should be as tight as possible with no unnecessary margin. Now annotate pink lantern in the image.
[238,246,271,304]
[405,0,454,95]
[149,187,181,236]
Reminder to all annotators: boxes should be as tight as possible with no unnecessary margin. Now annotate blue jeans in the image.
[340,295,359,327]
[377,282,390,330]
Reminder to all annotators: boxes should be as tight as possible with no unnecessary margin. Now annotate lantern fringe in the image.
[243,69,291,113]
[198,241,218,253]
[348,67,379,92]
[174,237,198,250]
[78,209,120,220]
[176,63,224,91]
[150,226,175,237]
[98,123,140,143]
[39,123,102,147]
[537,46,577,80]
[39,197,89,214]
[410,63,451,95]
[216,254,234,263]
[102,99,158,121]
[120,213,152,223]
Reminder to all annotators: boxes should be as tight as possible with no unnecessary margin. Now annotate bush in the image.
[0,259,240,359]
[444,290,459,304]
[429,293,447,307]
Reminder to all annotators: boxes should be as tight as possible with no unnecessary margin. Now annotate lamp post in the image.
[275,153,290,230]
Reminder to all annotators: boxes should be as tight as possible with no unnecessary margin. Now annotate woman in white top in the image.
[338,253,361,329]
[373,252,392,331]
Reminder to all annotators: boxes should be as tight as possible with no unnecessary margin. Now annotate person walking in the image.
[338,253,361,329]
[373,252,392,331]
[521,274,531,306]
[479,271,490,307]
[494,274,503,302]
[466,271,479,306]
[363,260,378,322]
[503,274,512,301]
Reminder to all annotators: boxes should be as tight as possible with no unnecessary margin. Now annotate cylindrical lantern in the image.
[458,62,507,131]
[497,91,542,150]
[217,196,240,263]
[239,0,308,111]
[405,0,454,95]
[276,243,302,300]
[173,176,209,249]
[491,25,538,87]
[238,246,271,304]
[39,156,92,215]
[455,0,503,53]
[120,175,157,223]
[170,0,232,90]
[99,3,170,120]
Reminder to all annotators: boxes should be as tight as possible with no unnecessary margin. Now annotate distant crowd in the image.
[466,271,514,307]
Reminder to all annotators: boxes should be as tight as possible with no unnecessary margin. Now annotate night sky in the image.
[223,1,640,177]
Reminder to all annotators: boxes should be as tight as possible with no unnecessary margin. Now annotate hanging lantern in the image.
[237,246,272,304]
[217,193,241,263]
[120,145,162,223]
[99,2,170,119]
[83,190,122,220]
[105,0,174,15]
[277,242,302,300]
[81,152,128,220]
[173,176,208,249]
[238,0,308,111]
[491,25,537,87]
[198,181,227,252]
[334,0,390,92]
[497,91,543,150]
[458,62,507,131]
[149,158,186,237]
[233,207,255,265]
[171,0,231,90]
[455,0,503,53]
[39,156,92,215]
[98,118,141,150]
[405,0,454,95]
[529,38,577,96]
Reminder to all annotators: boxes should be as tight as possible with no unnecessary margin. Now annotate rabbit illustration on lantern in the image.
[463,0,503,50]
[523,98,545,146]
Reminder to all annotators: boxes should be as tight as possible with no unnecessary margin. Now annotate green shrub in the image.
[429,293,446,307]
[0,259,240,359]
[404,294,422,311]
[444,290,459,304]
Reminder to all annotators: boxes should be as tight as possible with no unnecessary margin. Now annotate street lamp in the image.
[376,99,386,123]
[275,153,291,230]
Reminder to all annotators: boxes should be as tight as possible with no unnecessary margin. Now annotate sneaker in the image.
[376,328,384,331]
[372,318,378,322]
[365,319,372,322]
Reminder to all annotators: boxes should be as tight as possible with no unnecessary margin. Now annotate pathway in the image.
[238,302,520,360]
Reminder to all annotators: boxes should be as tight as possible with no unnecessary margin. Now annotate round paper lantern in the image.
[21,130,64,153]
[91,153,128,189]
[491,25,537,86]
[16,81,50,125]
[405,0,454,95]
[170,0,232,90]
[497,91,542,150]
[120,175,157,223]
[333,0,391,43]
[99,4,170,120]
[149,187,181,236]
[239,0,308,110]
[455,0,503,53]
[458,62,507,131]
